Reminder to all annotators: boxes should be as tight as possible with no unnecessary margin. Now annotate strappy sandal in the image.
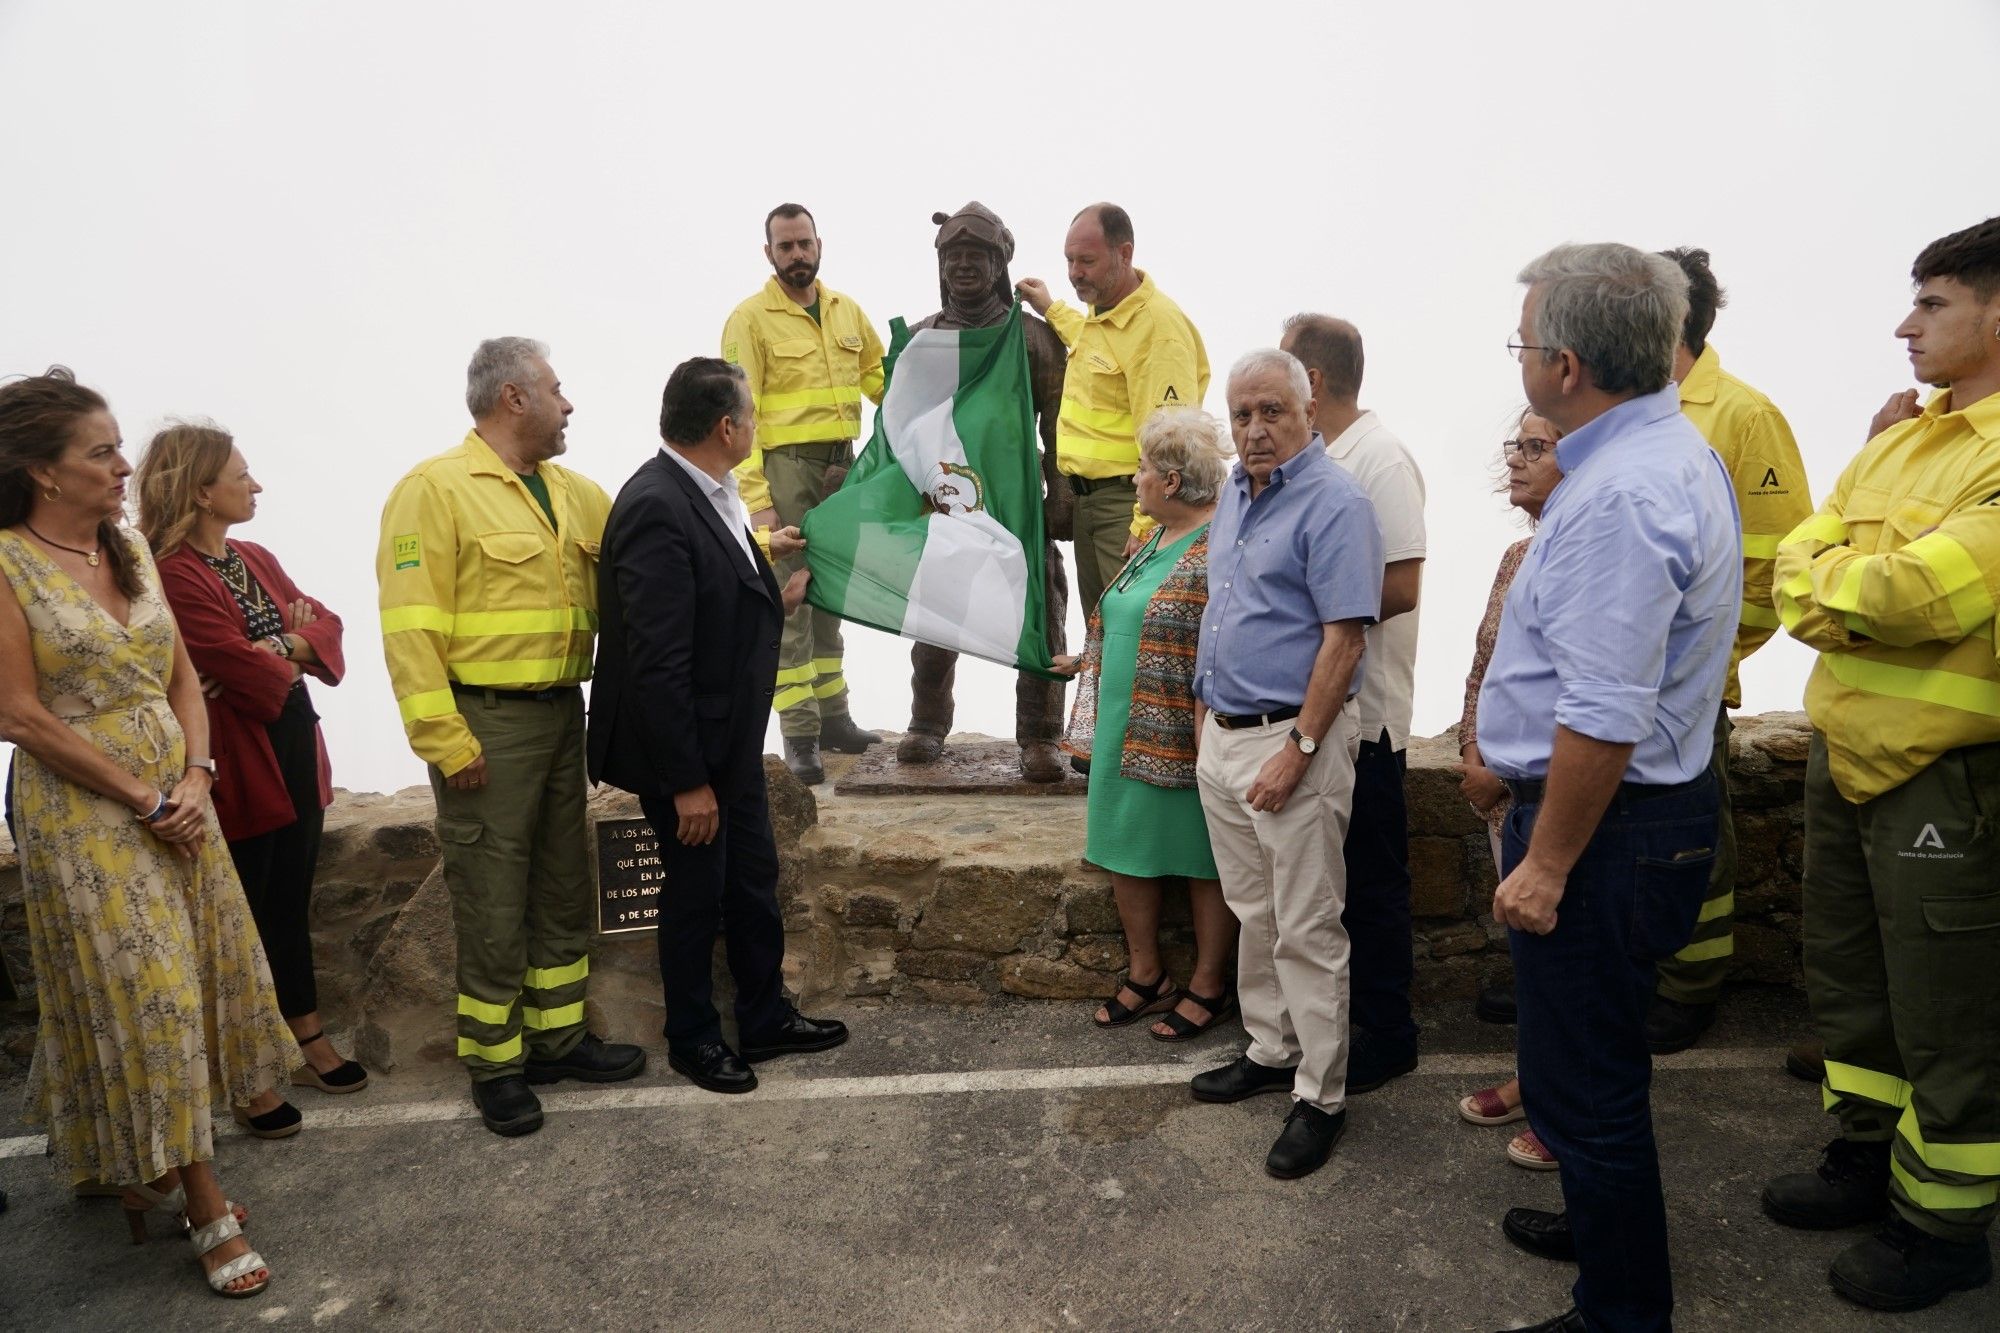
[188,1209,270,1298]
[120,1183,246,1244]
[1149,988,1237,1042]
[1092,972,1180,1029]
[289,1029,370,1094]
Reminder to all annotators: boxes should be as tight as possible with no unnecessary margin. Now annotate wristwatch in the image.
[1289,726,1319,756]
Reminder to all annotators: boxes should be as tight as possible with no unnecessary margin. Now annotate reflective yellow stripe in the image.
[521,1001,586,1031]
[1057,433,1141,468]
[1904,531,1994,636]
[457,1034,523,1062]
[456,993,515,1026]
[1674,934,1734,963]
[523,956,589,990]
[1825,1059,1913,1109]
[774,662,816,686]
[812,674,846,699]
[1740,602,1781,630]
[1741,533,1784,558]
[397,687,459,723]
[760,419,860,446]
[811,657,842,674]
[1822,652,2000,718]
[756,386,861,412]
[1891,1156,2000,1211]
[1059,398,1136,435]
[774,683,814,711]
[452,607,598,637]
[1786,512,1850,547]
[381,604,454,635]
[1823,557,1869,614]
[449,656,593,686]
[1777,568,1815,631]
[1898,1105,2000,1176]
[1696,892,1734,924]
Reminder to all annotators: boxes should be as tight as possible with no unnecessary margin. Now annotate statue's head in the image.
[932,202,1015,314]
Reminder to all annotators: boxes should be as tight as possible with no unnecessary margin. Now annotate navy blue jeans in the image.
[1504,774,1718,1333]
[1343,730,1416,1047]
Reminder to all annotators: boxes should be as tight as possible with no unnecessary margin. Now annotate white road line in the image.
[0,1046,1791,1161]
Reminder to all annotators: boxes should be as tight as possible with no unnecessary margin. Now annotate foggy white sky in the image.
[4,1,1996,795]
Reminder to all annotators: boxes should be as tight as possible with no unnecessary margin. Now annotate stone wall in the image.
[0,715,1810,1077]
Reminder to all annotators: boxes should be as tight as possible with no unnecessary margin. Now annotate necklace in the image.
[25,522,100,567]
[202,546,271,612]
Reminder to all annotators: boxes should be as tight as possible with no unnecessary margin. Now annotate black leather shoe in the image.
[1502,1207,1577,1262]
[783,737,824,785]
[1762,1138,1891,1230]
[1265,1103,1346,1179]
[741,1013,849,1063]
[1829,1213,1993,1311]
[1491,1308,1586,1332]
[524,1032,647,1085]
[1346,1030,1418,1094]
[1645,994,1715,1054]
[1190,1054,1296,1103]
[1475,985,1518,1025]
[472,1075,544,1137]
[818,715,880,754]
[668,1041,758,1094]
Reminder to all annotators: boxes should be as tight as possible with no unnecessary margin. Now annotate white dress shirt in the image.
[662,445,759,574]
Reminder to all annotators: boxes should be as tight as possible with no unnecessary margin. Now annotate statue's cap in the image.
[931,202,1013,261]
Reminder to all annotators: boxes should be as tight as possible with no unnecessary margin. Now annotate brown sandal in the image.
[1093,972,1180,1028]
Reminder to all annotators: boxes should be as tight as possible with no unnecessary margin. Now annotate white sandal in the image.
[120,1182,247,1244]
[188,1210,270,1298]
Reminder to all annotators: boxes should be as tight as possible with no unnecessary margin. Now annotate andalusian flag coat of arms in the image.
[802,303,1055,676]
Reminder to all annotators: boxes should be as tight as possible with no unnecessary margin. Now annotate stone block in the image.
[900,949,989,982]
[798,826,863,870]
[1732,919,1801,986]
[1741,713,1811,765]
[859,835,945,878]
[1405,754,1486,841]
[1409,837,1468,919]
[1065,935,1128,973]
[1412,955,1480,1004]
[909,864,1061,954]
[909,978,989,1005]
[1421,923,1488,958]
[1061,882,1122,936]
[1732,809,1786,891]
[999,954,1115,1000]
[826,885,907,930]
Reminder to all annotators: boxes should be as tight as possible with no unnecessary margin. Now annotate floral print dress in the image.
[1,528,295,1186]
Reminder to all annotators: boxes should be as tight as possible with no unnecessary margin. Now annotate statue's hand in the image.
[1014,278,1052,314]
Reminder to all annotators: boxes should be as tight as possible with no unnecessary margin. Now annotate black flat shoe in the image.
[1502,1207,1576,1262]
[1190,1054,1296,1103]
[1644,994,1715,1054]
[1475,985,1517,1025]
[525,1033,647,1085]
[1491,1308,1586,1332]
[1265,1103,1346,1179]
[742,1014,849,1062]
[472,1075,543,1137]
[669,1041,758,1093]
[1346,1030,1418,1094]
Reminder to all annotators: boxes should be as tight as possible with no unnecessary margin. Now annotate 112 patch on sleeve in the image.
[394,534,422,569]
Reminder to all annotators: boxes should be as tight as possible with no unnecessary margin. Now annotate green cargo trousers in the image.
[763,442,854,739]
[1069,474,1138,620]
[1804,731,2000,1242]
[430,688,594,1082]
[1656,707,1738,1003]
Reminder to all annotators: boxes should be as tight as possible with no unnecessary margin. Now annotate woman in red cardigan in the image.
[136,423,367,1114]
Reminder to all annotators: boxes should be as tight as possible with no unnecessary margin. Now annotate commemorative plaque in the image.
[596,816,664,933]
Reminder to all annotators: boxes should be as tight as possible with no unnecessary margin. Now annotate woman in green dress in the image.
[1058,409,1237,1040]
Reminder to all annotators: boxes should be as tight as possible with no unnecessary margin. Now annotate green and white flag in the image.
[803,303,1053,676]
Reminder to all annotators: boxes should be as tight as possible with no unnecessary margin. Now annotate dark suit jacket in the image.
[587,450,782,802]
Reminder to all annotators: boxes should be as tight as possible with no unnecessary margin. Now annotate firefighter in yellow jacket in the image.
[377,337,645,1138]
[723,203,885,785]
[1761,218,2000,1314]
[1016,202,1209,619]
[1646,248,1814,1053]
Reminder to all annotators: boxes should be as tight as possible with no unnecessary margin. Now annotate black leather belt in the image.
[451,683,580,704]
[1502,773,1709,807]
[1211,706,1302,731]
[1067,474,1135,496]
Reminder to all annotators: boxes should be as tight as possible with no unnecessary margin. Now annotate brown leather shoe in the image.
[897,730,945,764]
[1019,741,1064,782]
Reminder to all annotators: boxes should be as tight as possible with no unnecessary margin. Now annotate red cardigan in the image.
[156,541,344,842]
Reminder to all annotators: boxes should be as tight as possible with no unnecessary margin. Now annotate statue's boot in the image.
[898,730,945,764]
[1018,741,1065,783]
[900,644,956,765]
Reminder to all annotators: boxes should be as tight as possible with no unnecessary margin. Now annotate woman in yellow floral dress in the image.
[0,369,295,1298]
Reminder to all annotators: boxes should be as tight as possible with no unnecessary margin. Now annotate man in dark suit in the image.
[589,356,849,1093]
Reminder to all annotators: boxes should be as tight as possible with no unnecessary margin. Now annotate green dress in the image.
[1083,526,1218,879]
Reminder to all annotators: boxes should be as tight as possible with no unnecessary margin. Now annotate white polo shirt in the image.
[1326,411,1426,750]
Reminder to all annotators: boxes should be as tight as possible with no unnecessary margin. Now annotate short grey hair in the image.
[465,336,550,417]
[1516,244,1688,395]
[1139,408,1233,506]
[1225,347,1312,408]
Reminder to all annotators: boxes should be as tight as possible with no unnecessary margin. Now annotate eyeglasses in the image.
[1502,437,1556,462]
[1506,340,1553,363]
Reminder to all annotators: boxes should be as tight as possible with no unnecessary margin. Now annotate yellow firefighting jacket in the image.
[1678,345,1814,709]
[723,277,886,514]
[1776,387,2000,802]
[377,430,610,776]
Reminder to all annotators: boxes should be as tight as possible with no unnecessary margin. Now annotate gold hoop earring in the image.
[42,484,61,502]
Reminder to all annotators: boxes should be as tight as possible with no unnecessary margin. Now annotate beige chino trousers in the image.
[1196,708,1362,1112]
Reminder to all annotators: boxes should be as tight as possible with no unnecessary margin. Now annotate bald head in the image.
[1280,314,1364,405]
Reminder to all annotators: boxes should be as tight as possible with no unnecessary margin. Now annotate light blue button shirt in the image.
[1194,436,1383,715]
[1477,387,1741,783]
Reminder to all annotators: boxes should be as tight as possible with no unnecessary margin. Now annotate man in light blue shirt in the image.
[1480,244,1739,1333]
[1188,347,1383,1183]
